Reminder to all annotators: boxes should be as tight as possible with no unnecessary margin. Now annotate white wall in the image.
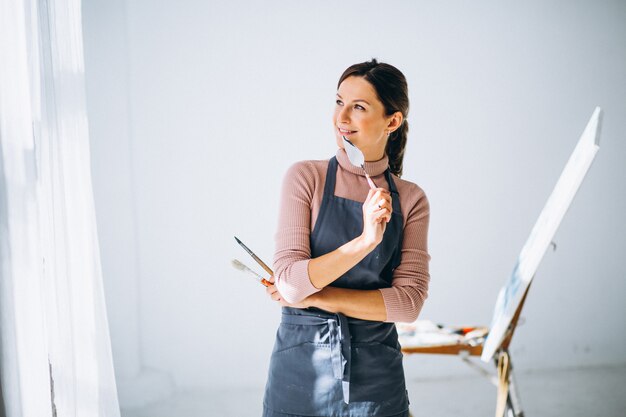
[82,0,142,382]
[82,0,626,399]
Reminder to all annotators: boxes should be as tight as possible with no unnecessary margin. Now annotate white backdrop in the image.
[81,0,626,404]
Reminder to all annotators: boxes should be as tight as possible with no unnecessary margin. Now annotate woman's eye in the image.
[336,99,343,106]
[354,104,365,111]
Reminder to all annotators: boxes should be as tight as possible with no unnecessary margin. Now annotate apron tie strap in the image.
[328,313,351,404]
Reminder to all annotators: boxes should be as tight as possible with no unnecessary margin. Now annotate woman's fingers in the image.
[266,284,278,296]
[366,188,392,210]
[268,285,282,301]
[362,187,393,245]
[366,187,389,202]
[266,283,285,303]
[365,188,392,224]
[373,205,392,223]
[376,197,392,212]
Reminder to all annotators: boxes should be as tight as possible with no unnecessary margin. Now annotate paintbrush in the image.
[342,135,377,189]
[234,236,274,276]
[231,259,272,287]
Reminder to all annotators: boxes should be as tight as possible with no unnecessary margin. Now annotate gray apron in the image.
[263,156,409,417]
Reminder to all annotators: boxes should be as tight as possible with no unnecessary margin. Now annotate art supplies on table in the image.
[397,320,489,348]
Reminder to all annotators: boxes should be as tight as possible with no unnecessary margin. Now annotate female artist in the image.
[263,59,430,417]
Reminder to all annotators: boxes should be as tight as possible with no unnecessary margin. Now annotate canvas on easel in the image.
[399,107,603,417]
[481,106,602,362]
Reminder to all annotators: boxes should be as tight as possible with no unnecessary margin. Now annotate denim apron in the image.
[262,156,409,417]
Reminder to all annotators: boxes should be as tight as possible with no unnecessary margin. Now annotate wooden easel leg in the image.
[494,350,510,417]
[507,362,524,417]
[494,349,525,417]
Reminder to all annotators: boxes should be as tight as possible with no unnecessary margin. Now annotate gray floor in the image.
[122,364,626,417]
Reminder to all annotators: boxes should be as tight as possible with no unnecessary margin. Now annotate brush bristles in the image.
[231,259,247,270]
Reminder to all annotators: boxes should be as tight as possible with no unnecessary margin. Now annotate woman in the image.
[263,59,430,417]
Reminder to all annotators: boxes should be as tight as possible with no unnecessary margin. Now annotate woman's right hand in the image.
[361,187,392,248]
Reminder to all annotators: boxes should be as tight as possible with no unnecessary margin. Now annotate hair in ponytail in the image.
[338,59,409,177]
[386,120,408,177]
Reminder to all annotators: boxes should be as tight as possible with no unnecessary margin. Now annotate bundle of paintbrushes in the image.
[231,236,273,287]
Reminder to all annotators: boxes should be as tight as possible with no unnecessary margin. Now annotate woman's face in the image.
[333,76,401,161]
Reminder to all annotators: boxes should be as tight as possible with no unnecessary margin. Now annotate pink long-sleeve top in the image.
[274,148,431,323]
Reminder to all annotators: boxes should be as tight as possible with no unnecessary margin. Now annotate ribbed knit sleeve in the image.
[379,186,431,323]
[272,161,322,304]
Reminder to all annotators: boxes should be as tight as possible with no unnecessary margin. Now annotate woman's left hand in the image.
[266,276,312,309]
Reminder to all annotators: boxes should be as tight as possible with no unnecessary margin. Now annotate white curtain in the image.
[0,0,120,416]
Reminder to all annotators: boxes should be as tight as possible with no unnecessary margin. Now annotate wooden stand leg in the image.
[495,350,511,417]
[507,362,524,417]
[493,349,524,417]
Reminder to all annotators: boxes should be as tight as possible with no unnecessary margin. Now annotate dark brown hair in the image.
[337,59,409,177]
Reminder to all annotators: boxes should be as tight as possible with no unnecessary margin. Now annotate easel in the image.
[400,107,602,417]
[401,282,532,417]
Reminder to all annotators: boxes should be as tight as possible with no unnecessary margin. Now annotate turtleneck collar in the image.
[336,148,389,177]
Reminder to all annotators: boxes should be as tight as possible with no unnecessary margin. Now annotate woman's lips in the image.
[338,127,356,135]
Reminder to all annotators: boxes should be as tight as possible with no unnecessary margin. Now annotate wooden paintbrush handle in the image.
[365,173,377,189]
